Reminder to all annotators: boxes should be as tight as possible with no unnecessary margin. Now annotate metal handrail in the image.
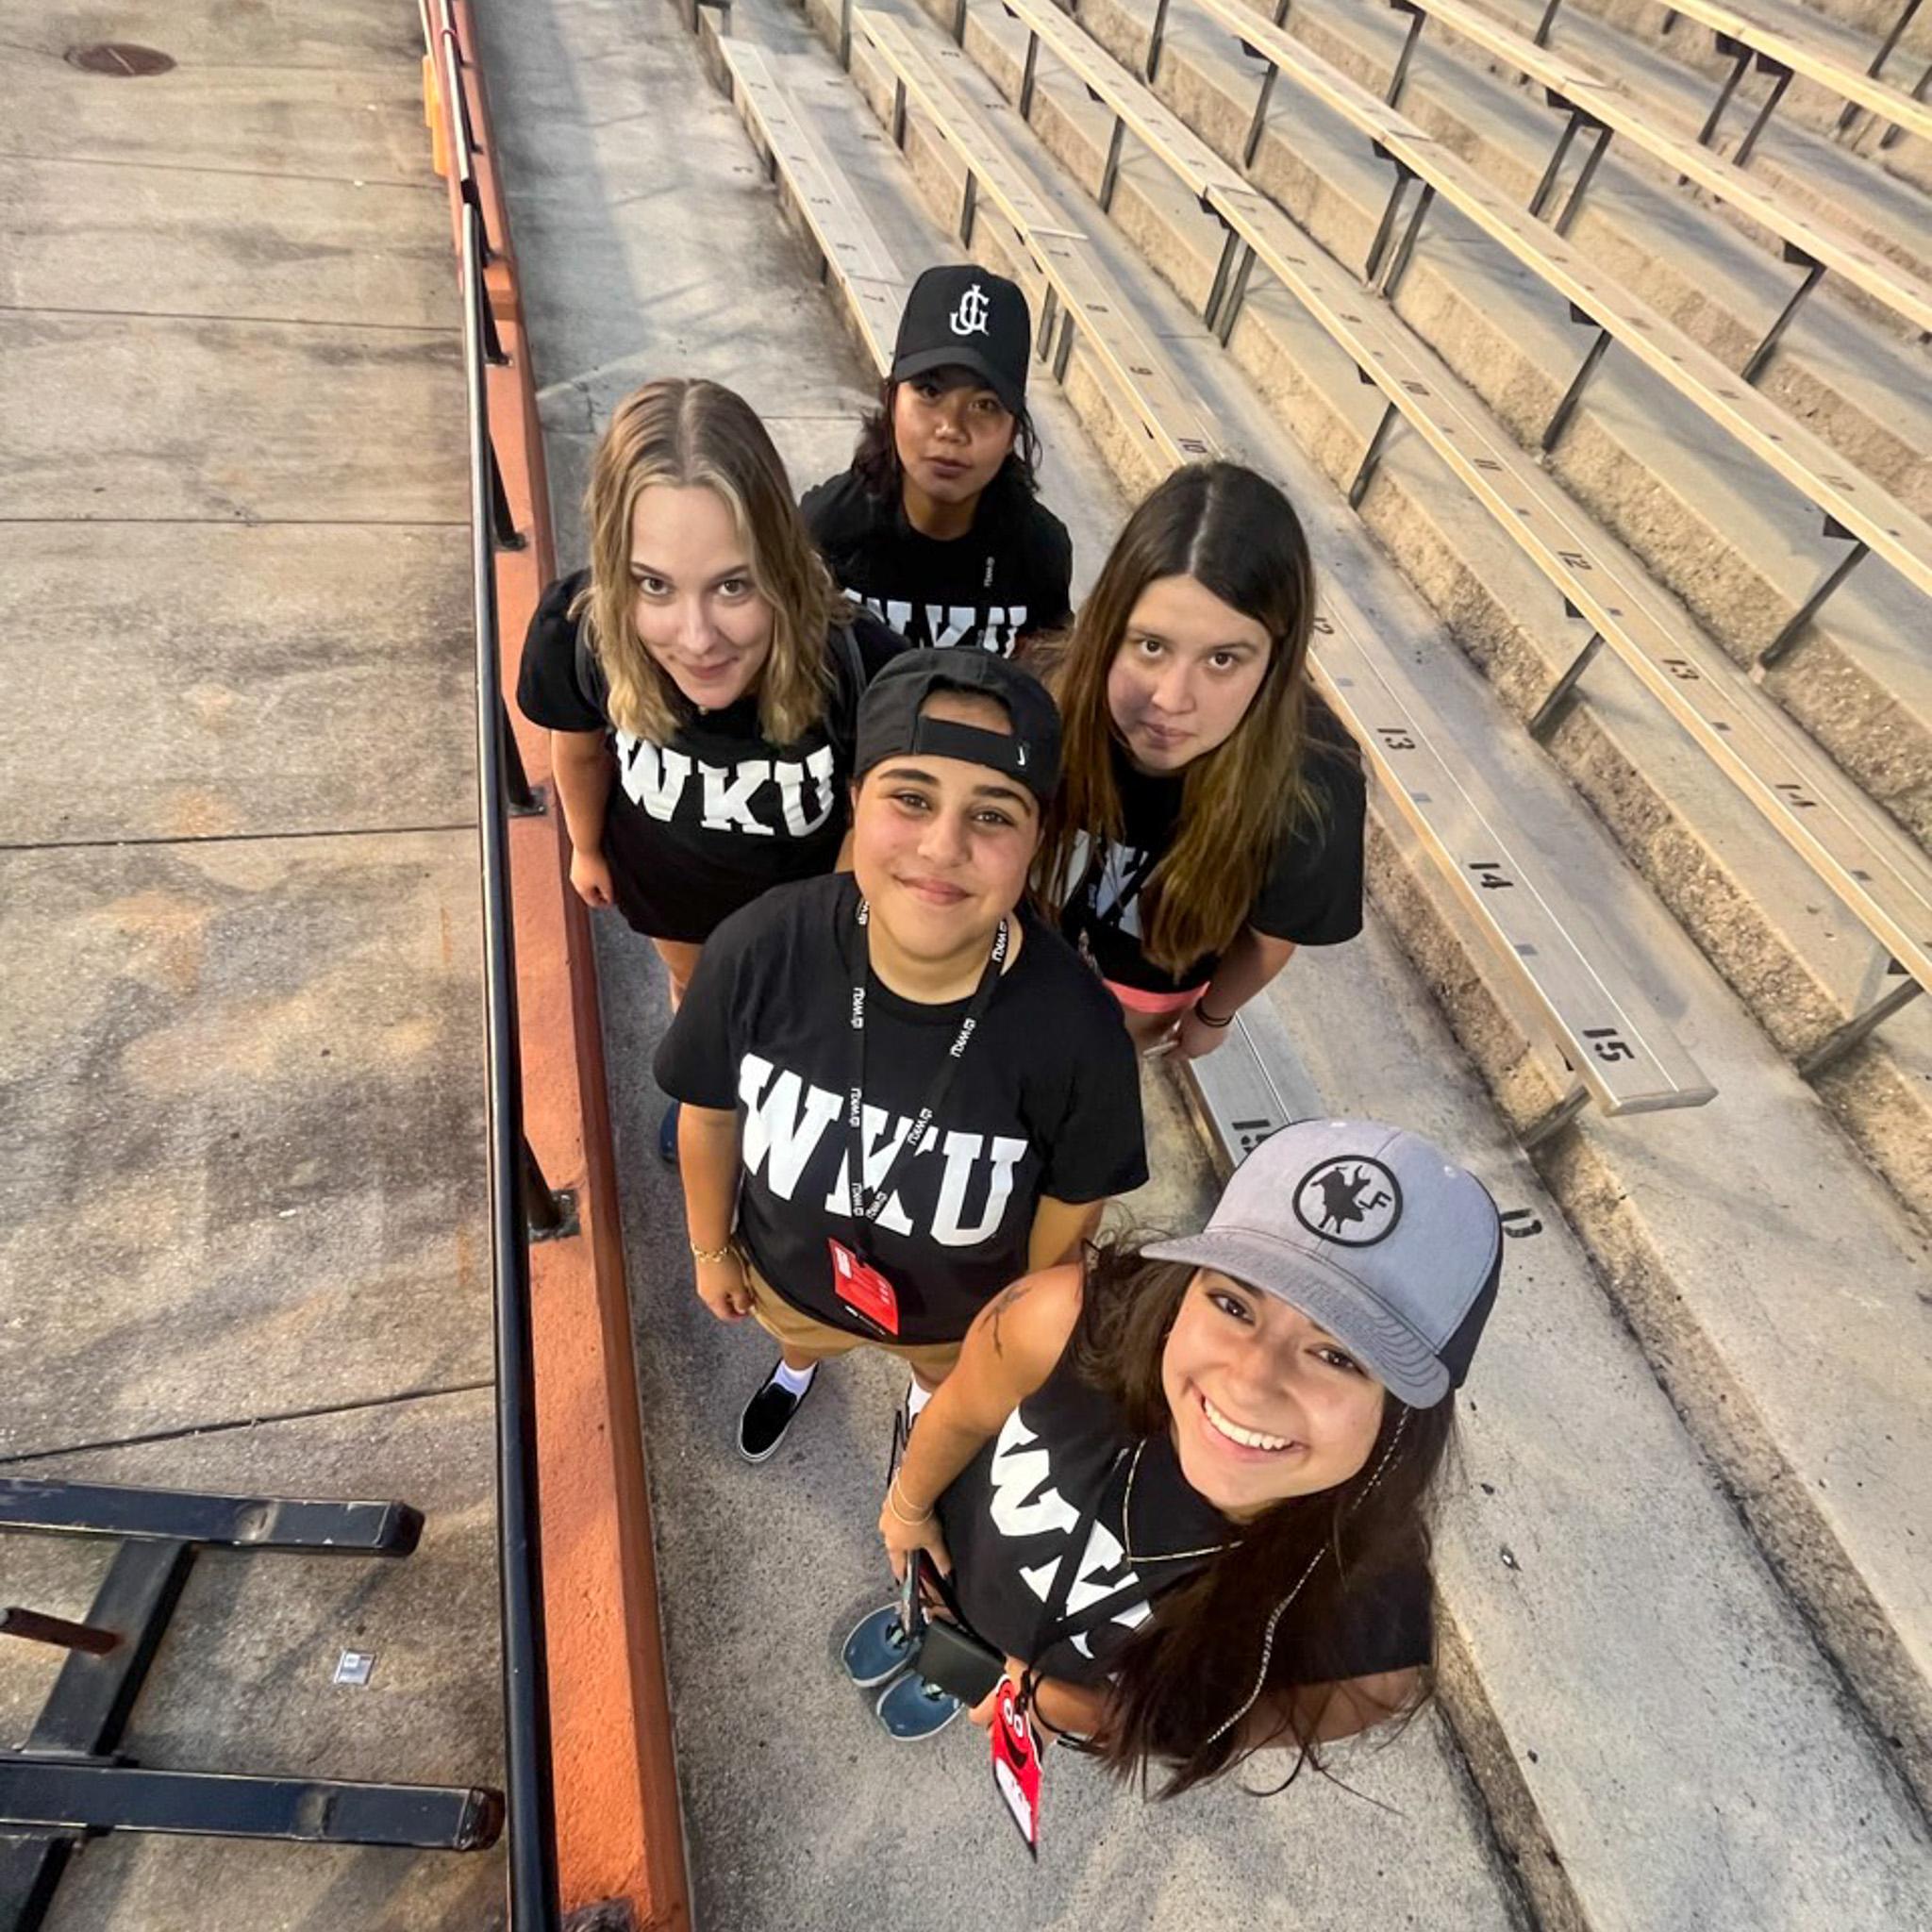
[458,194,563,1931]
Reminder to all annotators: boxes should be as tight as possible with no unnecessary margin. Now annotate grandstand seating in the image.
[691,0,1932,1919]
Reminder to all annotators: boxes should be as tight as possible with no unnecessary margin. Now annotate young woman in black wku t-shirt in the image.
[654,652,1146,1466]
[1038,462,1366,1058]
[801,265,1073,658]
[515,375,905,991]
[868,1118,1502,1771]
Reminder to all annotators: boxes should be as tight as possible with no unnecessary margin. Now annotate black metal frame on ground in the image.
[0,1478,504,1932]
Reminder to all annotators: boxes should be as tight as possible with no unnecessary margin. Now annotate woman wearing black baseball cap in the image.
[654,650,1146,1465]
[516,378,907,1157]
[802,265,1074,658]
[860,1118,1500,1781]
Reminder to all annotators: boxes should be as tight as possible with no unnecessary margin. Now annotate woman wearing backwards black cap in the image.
[859,1118,1500,1778]
[802,265,1074,658]
[654,650,1146,1465]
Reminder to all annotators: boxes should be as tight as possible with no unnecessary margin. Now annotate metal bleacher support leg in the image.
[1272,0,1291,25]
[1697,37,1753,148]
[1213,240,1258,345]
[520,1136,575,1241]
[1242,63,1280,168]
[1348,399,1401,508]
[1098,114,1127,212]
[840,0,853,67]
[1757,521,1869,667]
[1036,283,1058,360]
[1797,967,1924,1080]
[1541,312,1611,452]
[1363,152,1418,285]
[1385,0,1426,111]
[1522,1082,1589,1148]
[1377,180,1435,296]
[1533,0,1562,48]
[1741,247,1826,384]
[488,445,525,550]
[1528,626,1605,740]
[1052,307,1076,381]
[1878,58,1930,149]
[1553,122,1610,237]
[891,76,908,148]
[958,169,978,245]
[953,0,968,45]
[1019,26,1041,116]
[499,700,541,816]
[1527,104,1585,220]
[1733,60,1793,168]
[1144,0,1171,82]
[1842,0,1921,128]
[1204,222,1244,330]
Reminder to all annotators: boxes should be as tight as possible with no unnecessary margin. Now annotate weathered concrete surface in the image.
[0,833,490,1460]
[0,1388,506,1932]
[0,523,475,844]
[5,0,430,184]
[0,312,465,525]
[0,157,455,329]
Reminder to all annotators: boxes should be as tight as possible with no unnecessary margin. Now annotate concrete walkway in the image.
[478,0,1526,1923]
[0,2,505,1924]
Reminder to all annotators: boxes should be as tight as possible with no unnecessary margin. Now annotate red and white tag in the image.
[989,1676,1042,1857]
[828,1238,899,1336]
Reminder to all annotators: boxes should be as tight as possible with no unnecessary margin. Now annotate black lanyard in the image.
[846,897,1009,1231]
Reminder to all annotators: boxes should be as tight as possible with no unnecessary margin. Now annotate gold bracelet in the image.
[690,1239,736,1265]
[886,1476,933,1525]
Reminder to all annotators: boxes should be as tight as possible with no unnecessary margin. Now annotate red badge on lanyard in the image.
[827,1237,900,1335]
[990,1676,1042,1857]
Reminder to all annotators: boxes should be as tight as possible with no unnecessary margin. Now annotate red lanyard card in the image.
[990,1676,1041,1857]
[827,1237,899,1336]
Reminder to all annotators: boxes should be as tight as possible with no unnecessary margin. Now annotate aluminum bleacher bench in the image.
[827,6,1718,1138]
[990,0,1931,1071]
[1177,0,1932,658]
[1367,0,1932,345]
[716,38,910,371]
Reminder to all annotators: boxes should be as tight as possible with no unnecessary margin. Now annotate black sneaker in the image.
[739,1361,814,1463]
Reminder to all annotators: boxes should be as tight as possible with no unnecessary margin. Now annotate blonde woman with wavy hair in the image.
[518,378,905,1156]
[1037,462,1366,1058]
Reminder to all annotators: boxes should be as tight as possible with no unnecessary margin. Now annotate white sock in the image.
[772,1359,817,1396]
[905,1378,934,1422]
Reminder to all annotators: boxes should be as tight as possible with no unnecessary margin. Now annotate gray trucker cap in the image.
[1143,1119,1502,1407]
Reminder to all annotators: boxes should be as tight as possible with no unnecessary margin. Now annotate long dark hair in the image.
[1071,1241,1452,1798]
[1037,462,1355,976]
[849,375,1043,506]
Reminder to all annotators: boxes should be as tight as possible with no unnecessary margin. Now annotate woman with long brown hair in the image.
[1037,462,1365,1057]
[517,377,904,1155]
[860,1118,1500,1797]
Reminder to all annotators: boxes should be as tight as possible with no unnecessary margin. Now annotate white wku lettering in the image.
[615,736,691,819]
[928,1130,1025,1246]
[820,1102,920,1236]
[774,744,838,837]
[738,1055,841,1199]
[701,758,774,836]
[858,593,1024,655]
[988,1412,1080,1540]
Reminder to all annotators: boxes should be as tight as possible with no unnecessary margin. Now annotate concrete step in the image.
[1471,0,1932,297]
[720,7,1932,1915]
[1546,0,1932,190]
[1063,0,1932,857]
[1214,0,1932,501]
[936,0,1932,1226]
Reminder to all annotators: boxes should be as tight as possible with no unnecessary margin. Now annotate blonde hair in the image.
[572,378,842,745]
[1038,463,1344,976]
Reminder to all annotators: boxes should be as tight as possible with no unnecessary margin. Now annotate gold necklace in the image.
[1121,1439,1238,1566]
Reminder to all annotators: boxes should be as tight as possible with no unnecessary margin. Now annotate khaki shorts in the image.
[744,1262,964,1385]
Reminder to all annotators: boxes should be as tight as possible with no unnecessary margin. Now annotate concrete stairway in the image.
[682,0,1932,1921]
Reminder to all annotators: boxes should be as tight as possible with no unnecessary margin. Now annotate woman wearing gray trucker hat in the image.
[862,1117,1501,1788]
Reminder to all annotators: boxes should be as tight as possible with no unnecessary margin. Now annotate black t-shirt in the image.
[938,1345,1433,1690]
[800,467,1073,657]
[1059,703,1367,993]
[515,570,906,941]
[653,872,1147,1344]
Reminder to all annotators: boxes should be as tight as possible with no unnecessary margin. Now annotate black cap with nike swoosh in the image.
[854,648,1062,808]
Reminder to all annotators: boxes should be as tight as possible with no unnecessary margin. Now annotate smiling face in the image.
[850,691,1041,965]
[1158,1269,1388,1520]
[891,371,1017,511]
[1106,573,1274,775]
[627,482,775,711]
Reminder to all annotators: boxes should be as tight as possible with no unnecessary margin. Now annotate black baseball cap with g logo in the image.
[891,265,1032,417]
